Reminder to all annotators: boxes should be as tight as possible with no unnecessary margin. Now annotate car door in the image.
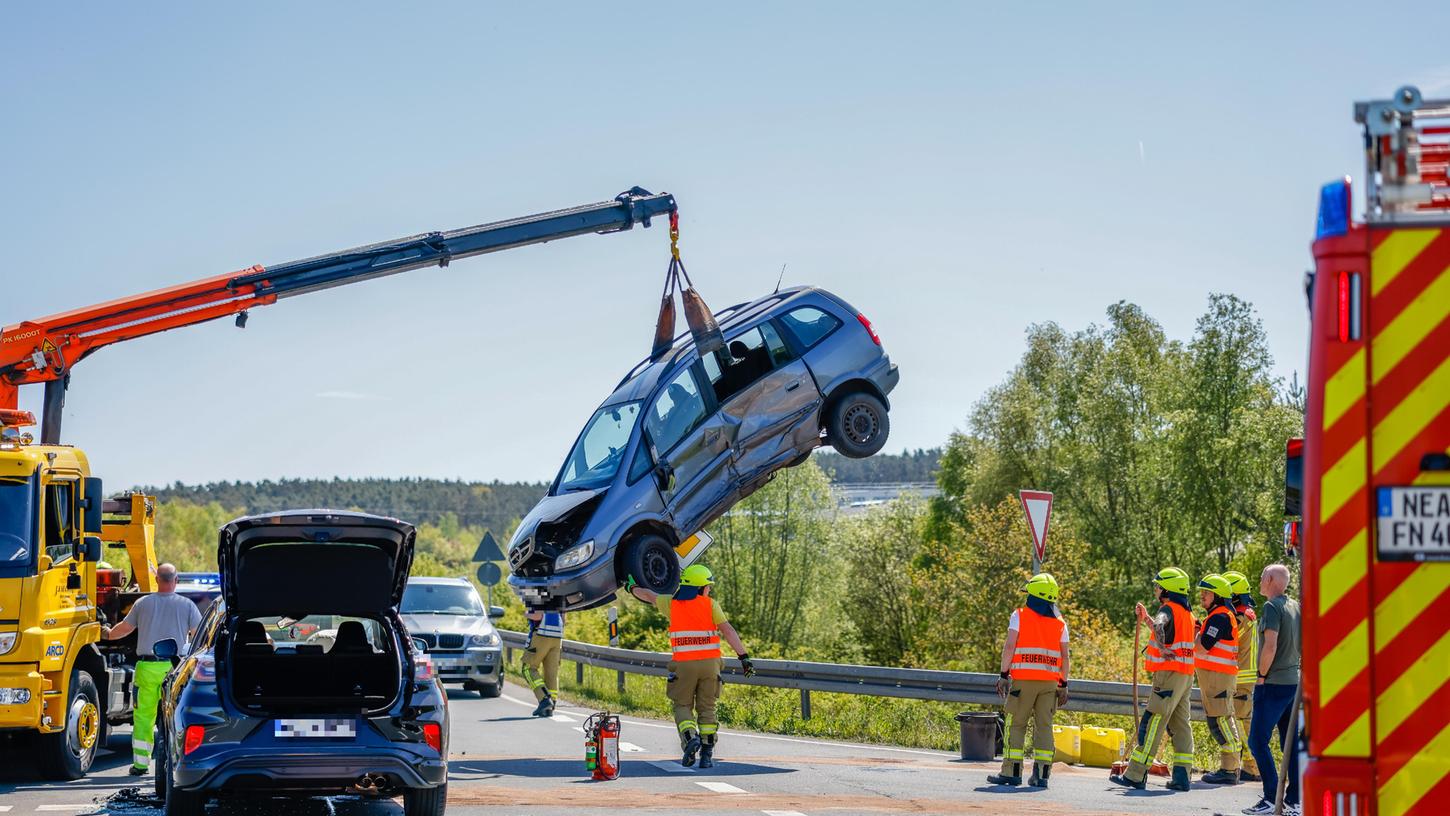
[703,322,823,490]
[645,365,735,536]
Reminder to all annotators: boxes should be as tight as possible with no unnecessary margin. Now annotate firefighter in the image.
[986,573,1069,789]
[522,609,565,717]
[1222,569,1260,782]
[627,565,755,768]
[1110,567,1196,792]
[1195,574,1243,784]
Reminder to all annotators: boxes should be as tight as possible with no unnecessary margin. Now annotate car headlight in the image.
[554,539,596,571]
[470,632,501,647]
[0,632,16,656]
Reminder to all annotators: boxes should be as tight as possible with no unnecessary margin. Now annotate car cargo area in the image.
[226,617,402,713]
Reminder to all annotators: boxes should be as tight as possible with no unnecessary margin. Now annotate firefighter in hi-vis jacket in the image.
[987,573,1070,789]
[1111,567,1197,792]
[1194,574,1243,784]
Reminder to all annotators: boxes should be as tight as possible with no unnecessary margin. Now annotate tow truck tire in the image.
[405,782,448,816]
[164,754,206,816]
[621,533,679,596]
[826,391,889,459]
[37,669,101,780]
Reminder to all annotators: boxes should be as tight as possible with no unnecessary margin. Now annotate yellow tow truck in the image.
[0,410,158,778]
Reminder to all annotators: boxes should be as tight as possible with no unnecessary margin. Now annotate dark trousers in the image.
[1248,683,1300,805]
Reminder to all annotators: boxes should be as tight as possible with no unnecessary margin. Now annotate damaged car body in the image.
[509,286,899,611]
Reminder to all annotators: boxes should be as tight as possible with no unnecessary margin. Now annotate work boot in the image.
[681,732,702,767]
[1028,763,1050,788]
[985,773,1022,786]
[1109,773,1145,790]
[128,766,147,777]
[698,744,715,769]
[1201,768,1240,785]
[1239,769,1262,782]
[531,695,553,717]
[1165,766,1192,791]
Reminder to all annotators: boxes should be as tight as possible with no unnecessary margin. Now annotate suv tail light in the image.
[183,725,205,755]
[422,722,442,753]
[856,313,881,345]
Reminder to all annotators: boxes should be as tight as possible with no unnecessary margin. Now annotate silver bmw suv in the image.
[399,577,504,697]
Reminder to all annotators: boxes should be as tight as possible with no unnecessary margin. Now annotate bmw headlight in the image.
[0,632,15,655]
[470,632,501,647]
[554,539,596,571]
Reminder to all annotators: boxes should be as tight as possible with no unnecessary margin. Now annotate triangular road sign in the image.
[1019,490,1053,565]
[473,531,504,563]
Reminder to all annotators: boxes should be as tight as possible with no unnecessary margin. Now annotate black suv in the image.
[154,511,449,816]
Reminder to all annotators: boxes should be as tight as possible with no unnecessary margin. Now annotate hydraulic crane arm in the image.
[0,187,676,442]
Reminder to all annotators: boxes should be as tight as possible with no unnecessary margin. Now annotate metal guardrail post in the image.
[801,688,812,720]
[617,670,626,693]
[576,661,584,684]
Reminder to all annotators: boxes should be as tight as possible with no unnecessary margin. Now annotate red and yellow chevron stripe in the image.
[1366,227,1450,816]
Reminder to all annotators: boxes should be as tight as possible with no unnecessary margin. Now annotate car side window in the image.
[628,442,654,484]
[701,326,778,405]
[780,306,842,350]
[760,320,793,366]
[43,481,76,565]
[645,368,707,456]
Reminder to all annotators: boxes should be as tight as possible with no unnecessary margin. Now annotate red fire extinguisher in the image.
[584,711,621,780]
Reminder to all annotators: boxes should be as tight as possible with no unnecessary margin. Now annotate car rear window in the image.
[780,306,842,350]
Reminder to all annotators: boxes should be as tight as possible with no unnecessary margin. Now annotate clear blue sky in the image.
[3,3,1446,489]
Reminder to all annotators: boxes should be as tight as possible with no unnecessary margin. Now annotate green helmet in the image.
[1153,566,1190,595]
[1022,572,1060,603]
[1222,570,1251,595]
[1198,574,1233,599]
[680,564,714,587]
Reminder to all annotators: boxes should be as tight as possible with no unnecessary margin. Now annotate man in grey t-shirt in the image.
[103,563,202,775]
[1242,564,1301,815]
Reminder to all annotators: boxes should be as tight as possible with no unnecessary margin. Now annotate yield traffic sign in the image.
[473,531,504,563]
[1018,490,1053,567]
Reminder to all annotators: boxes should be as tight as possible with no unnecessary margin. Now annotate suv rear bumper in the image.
[173,746,446,792]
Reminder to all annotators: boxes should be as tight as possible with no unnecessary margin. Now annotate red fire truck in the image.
[1298,85,1450,816]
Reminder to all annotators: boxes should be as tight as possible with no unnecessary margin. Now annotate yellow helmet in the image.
[1022,572,1060,603]
[1198,574,1233,599]
[1153,567,1190,595]
[1222,570,1251,595]
[680,564,714,587]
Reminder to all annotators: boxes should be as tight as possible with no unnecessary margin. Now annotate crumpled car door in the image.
[721,358,822,492]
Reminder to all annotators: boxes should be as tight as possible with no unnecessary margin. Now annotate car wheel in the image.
[621,533,680,595]
[164,755,206,816]
[154,736,169,800]
[827,391,889,459]
[480,682,503,699]
[37,669,101,780]
[404,782,448,816]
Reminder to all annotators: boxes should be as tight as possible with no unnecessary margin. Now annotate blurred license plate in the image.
[1377,486,1450,562]
[275,718,356,738]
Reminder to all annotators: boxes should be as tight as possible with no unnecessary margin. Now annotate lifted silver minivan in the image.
[508,286,898,611]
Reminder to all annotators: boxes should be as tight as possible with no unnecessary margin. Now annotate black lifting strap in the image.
[651,210,723,360]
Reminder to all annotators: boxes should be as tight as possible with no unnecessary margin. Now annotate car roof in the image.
[605,286,827,405]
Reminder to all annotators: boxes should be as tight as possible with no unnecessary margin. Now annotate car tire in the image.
[37,669,101,780]
[480,682,503,699]
[164,758,206,816]
[154,735,169,800]
[621,533,680,596]
[404,782,448,816]
[826,391,889,459]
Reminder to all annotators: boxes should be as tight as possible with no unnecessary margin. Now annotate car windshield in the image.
[401,584,484,615]
[555,401,641,493]
[0,476,35,565]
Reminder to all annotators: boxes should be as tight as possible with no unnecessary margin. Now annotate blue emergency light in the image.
[1316,177,1352,239]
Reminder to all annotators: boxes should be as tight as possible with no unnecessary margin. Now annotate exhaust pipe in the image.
[353,772,390,794]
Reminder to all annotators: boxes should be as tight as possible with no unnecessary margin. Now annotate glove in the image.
[995,673,1009,698]
[623,574,638,592]
[739,655,756,678]
[1056,683,1069,707]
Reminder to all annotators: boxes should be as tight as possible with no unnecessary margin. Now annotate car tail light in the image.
[183,725,204,755]
[422,722,442,753]
[192,654,216,682]
[413,654,435,682]
[856,313,881,345]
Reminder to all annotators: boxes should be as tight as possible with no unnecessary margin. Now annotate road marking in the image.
[36,807,96,812]
[650,760,695,773]
[762,811,808,816]
[550,712,577,723]
[0,807,12,813]
[615,717,952,758]
[620,741,646,752]
[696,781,747,793]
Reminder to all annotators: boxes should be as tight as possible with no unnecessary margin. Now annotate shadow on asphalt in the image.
[99,790,404,816]
[451,757,795,780]
[478,715,539,723]
[0,737,134,789]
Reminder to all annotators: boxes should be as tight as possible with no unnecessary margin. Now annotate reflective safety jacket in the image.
[1009,606,1066,681]
[1233,606,1258,684]
[1144,601,1195,675]
[669,595,722,661]
[536,611,565,639]
[1194,602,1239,675]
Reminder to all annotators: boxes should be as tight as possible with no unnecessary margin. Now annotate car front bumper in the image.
[427,647,503,686]
[508,557,618,612]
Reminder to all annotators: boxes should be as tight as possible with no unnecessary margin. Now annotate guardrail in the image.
[499,630,1208,721]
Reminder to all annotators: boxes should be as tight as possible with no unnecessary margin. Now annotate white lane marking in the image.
[616,717,952,758]
[620,741,646,753]
[36,807,95,812]
[763,811,809,816]
[499,692,539,708]
[0,807,12,812]
[696,781,747,793]
[550,712,577,723]
[650,760,695,773]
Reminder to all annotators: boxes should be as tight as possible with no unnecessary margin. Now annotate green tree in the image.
[842,496,927,666]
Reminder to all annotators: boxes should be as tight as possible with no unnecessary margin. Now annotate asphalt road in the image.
[0,681,1262,816]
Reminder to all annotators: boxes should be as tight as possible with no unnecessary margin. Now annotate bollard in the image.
[801,689,812,720]
[505,646,512,664]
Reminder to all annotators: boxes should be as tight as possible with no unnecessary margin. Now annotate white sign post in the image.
[1019,490,1054,574]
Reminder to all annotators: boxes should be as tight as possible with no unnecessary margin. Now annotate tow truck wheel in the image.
[37,670,100,780]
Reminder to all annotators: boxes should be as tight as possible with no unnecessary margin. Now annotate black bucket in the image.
[956,712,998,761]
